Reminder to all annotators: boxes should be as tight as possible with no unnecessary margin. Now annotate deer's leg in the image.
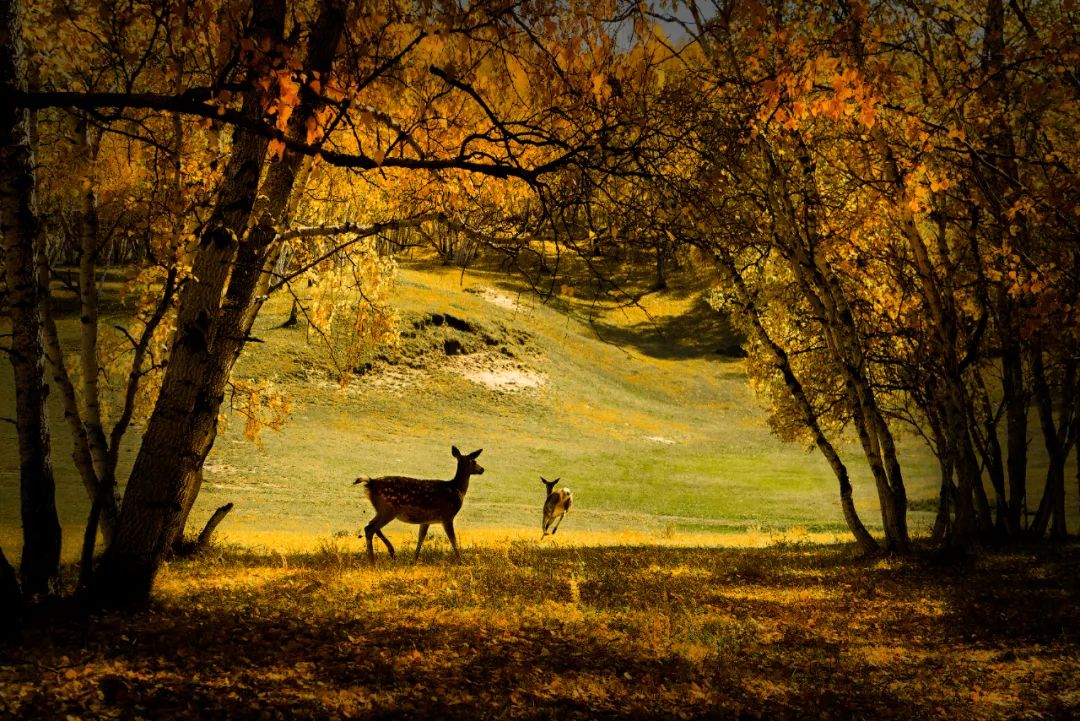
[413,524,430,562]
[375,529,395,558]
[364,512,396,564]
[441,519,461,562]
[551,514,564,535]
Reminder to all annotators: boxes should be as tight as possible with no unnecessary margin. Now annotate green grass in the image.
[0,259,1074,558]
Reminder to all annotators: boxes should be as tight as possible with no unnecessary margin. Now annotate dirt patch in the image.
[346,311,540,393]
[465,285,523,310]
[446,352,546,392]
[376,311,530,366]
[361,366,426,395]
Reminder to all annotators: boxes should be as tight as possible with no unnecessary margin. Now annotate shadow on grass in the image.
[582,298,745,361]
[400,254,744,362]
[3,542,1078,720]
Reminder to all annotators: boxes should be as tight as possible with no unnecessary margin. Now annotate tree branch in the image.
[11,89,595,182]
[268,215,442,293]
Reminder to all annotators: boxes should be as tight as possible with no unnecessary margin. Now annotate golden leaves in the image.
[8,544,1076,720]
[227,378,292,445]
[267,138,286,160]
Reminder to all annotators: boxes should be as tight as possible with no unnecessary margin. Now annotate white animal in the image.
[540,477,573,537]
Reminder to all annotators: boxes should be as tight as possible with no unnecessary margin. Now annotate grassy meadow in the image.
[3,258,1079,720]
[1,258,980,558]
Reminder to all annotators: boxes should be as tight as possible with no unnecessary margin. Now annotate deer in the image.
[354,446,483,564]
[541,477,573,538]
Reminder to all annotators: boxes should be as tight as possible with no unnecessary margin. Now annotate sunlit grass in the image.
[6,540,1076,720]
[2,258,1075,566]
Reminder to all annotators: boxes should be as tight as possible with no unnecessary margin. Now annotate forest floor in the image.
[2,540,1078,720]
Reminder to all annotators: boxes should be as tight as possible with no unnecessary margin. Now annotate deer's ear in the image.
[540,476,548,483]
[452,446,461,458]
[468,448,482,459]
[553,478,560,483]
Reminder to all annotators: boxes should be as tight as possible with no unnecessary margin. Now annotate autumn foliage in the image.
[612,0,1080,550]
[0,0,1077,638]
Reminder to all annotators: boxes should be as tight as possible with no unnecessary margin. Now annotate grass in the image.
[3,256,1079,719]
[0,257,1075,558]
[2,541,1077,720]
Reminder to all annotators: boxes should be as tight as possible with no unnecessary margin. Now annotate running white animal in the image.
[540,477,573,537]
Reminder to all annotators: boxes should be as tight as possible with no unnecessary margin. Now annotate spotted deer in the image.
[354,446,484,564]
[541,477,573,537]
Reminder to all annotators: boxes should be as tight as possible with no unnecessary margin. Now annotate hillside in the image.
[2,259,1062,558]
[191,261,948,551]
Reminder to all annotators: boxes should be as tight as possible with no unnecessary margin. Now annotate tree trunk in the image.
[930,454,955,544]
[1002,346,1028,535]
[90,0,348,607]
[38,253,118,543]
[195,503,234,551]
[759,139,908,551]
[169,468,203,551]
[717,252,878,554]
[1028,349,1074,540]
[0,546,21,640]
[971,373,1010,535]
[1,0,61,597]
[88,1,287,607]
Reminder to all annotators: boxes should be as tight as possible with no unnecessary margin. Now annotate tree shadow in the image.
[3,543,1078,720]
[583,298,745,361]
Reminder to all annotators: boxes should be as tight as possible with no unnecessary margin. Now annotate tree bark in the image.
[0,546,21,639]
[930,454,956,545]
[38,253,119,543]
[1,0,62,597]
[760,139,908,551]
[1002,341,1028,534]
[195,503,234,551]
[717,251,879,554]
[1028,349,1075,540]
[90,0,348,607]
[971,373,1010,535]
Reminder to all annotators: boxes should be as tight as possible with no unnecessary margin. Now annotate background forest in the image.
[1,0,1078,718]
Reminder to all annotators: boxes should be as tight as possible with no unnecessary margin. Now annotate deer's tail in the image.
[354,476,377,504]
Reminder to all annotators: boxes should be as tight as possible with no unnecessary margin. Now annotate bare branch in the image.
[108,267,177,462]
[11,89,602,183]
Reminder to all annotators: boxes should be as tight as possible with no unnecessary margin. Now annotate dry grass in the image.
[2,539,1077,720]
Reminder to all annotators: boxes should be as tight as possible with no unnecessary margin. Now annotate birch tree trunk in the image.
[716,251,879,554]
[0,0,61,597]
[759,139,909,551]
